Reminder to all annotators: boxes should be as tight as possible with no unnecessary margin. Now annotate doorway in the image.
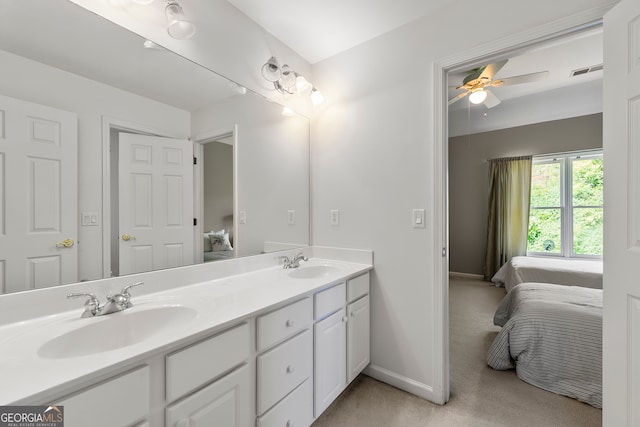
[433,10,608,404]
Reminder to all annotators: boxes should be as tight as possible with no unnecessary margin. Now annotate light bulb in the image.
[166,1,196,39]
[311,88,324,106]
[295,75,313,96]
[278,64,296,89]
[261,57,281,82]
[469,89,487,104]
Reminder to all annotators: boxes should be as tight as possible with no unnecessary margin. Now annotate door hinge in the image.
[193,156,197,165]
[193,218,197,226]
[442,247,447,257]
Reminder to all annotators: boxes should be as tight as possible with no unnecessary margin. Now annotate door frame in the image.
[431,5,615,404]
[101,116,186,278]
[192,125,239,260]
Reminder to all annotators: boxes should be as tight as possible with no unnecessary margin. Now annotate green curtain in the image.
[484,155,532,281]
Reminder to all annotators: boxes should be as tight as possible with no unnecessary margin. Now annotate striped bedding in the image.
[487,282,602,408]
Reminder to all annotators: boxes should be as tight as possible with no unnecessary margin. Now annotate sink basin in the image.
[38,305,197,359]
[288,264,341,279]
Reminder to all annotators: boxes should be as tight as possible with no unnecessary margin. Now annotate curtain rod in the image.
[485,148,602,163]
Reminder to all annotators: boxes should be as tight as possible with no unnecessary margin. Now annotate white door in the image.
[118,133,193,275]
[603,0,640,425]
[0,94,77,293]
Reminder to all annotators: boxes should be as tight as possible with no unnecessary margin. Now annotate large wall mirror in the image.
[0,0,310,294]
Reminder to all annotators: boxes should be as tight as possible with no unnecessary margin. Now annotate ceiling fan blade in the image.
[478,59,508,81]
[493,70,549,87]
[448,91,469,106]
[483,90,501,108]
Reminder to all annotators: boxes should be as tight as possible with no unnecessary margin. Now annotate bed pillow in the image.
[203,229,225,252]
[210,232,233,252]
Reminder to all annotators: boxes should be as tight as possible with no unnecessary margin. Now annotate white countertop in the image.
[0,257,372,404]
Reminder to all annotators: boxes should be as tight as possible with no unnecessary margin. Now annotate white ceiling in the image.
[226,0,454,64]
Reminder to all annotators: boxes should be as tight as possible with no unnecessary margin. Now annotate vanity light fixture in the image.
[261,56,324,106]
[468,89,488,105]
[165,0,196,40]
[132,0,155,4]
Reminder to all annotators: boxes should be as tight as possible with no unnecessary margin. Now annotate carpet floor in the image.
[311,276,602,427]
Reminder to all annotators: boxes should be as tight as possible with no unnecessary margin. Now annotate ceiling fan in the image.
[449,59,549,108]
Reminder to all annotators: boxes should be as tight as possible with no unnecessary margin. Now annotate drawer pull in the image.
[285,319,294,327]
[286,421,295,427]
[286,365,295,374]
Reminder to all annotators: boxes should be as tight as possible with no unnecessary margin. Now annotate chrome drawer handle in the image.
[285,319,294,327]
[286,365,295,374]
[286,421,294,427]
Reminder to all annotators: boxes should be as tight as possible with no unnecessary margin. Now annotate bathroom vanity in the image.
[0,248,372,427]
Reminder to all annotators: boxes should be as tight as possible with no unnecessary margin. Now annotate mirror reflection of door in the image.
[0,94,78,293]
[112,132,194,276]
[200,135,235,263]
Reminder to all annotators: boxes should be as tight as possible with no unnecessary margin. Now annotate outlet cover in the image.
[330,209,340,226]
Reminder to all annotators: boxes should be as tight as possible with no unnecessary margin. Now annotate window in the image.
[527,151,603,257]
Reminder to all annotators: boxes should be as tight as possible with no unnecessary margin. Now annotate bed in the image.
[487,282,602,407]
[491,256,602,293]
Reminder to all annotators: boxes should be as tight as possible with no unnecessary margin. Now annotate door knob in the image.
[121,234,135,241]
[55,238,74,248]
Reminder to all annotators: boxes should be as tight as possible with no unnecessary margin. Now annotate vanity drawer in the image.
[166,322,249,402]
[257,297,312,352]
[257,379,313,427]
[257,329,312,414]
[57,365,149,427]
[314,282,346,320]
[347,272,370,303]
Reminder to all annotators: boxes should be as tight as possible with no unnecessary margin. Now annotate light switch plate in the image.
[330,209,340,226]
[239,211,247,224]
[413,209,426,228]
[287,210,295,225]
[81,212,99,226]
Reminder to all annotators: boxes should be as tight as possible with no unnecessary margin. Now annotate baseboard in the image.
[363,364,437,403]
[449,271,484,280]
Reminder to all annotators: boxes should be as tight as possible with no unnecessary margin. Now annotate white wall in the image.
[0,50,190,282]
[310,0,616,400]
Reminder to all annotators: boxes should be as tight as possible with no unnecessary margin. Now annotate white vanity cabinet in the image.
[313,272,370,418]
[256,298,314,427]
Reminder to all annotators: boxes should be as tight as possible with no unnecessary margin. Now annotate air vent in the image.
[570,63,603,77]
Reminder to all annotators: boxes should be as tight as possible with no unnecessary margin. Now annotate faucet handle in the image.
[67,292,100,317]
[279,255,292,269]
[121,281,143,296]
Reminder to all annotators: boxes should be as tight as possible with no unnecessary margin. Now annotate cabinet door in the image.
[347,295,370,383]
[166,365,251,427]
[314,308,347,418]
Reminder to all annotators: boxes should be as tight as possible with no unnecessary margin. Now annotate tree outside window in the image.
[527,151,603,257]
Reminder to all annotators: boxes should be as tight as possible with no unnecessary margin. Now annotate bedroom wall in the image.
[203,141,234,234]
[448,113,603,276]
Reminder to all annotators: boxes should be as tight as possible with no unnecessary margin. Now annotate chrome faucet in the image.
[67,282,143,317]
[280,253,308,269]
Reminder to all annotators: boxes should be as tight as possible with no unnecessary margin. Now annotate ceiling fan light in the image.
[469,89,488,104]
